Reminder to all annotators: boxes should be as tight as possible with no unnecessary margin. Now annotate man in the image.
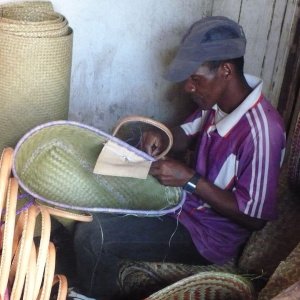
[73,16,285,299]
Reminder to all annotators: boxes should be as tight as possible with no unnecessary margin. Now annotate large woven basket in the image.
[288,111,300,192]
[13,119,185,215]
[237,163,300,277]
[118,260,237,299]
[145,271,255,300]
[0,1,72,152]
[258,241,300,300]
[270,280,300,299]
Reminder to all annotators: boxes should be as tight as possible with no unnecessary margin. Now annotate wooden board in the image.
[211,0,298,107]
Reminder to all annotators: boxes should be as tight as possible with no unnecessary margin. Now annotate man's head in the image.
[165,16,246,82]
[165,16,247,111]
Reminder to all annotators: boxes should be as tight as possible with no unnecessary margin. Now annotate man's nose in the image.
[184,78,196,93]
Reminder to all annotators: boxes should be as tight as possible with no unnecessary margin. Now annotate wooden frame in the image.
[277,7,300,137]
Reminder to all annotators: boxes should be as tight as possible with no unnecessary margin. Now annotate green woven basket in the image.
[12,120,185,215]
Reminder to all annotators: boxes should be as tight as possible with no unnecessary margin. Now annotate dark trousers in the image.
[73,213,210,299]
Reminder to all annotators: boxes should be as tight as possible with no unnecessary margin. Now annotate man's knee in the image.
[74,218,104,256]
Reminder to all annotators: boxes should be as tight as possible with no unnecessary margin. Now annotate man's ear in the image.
[219,62,233,79]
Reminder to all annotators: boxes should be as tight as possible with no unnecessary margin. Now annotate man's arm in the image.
[195,176,266,230]
[149,158,266,231]
[145,125,267,231]
[170,126,191,153]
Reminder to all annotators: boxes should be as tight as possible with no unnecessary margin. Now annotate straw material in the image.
[258,241,300,300]
[288,111,300,192]
[145,271,255,300]
[119,260,237,299]
[238,164,300,277]
[0,1,53,11]
[238,114,300,282]
[271,280,300,300]
[13,121,184,215]
[0,1,72,153]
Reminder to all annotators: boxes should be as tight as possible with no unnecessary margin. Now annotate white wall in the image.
[53,0,214,131]
[0,0,297,132]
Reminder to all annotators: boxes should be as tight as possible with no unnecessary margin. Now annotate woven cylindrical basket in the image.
[0,1,72,152]
[13,120,185,215]
[118,260,237,299]
[146,271,255,300]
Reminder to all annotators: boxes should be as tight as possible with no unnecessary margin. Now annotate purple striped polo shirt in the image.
[176,74,286,265]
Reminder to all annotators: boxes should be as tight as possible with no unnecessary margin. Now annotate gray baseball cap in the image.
[164,16,246,82]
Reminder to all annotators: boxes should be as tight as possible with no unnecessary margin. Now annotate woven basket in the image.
[13,119,185,215]
[288,111,300,192]
[145,271,255,300]
[238,164,300,277]
[258,241,300,300]
[0,1,72,153]
[119,260,237,299]
[270,280,300,299]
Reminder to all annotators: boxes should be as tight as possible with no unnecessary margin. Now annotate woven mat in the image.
[0,1,72,152]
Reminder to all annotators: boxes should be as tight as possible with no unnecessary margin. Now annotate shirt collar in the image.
[214,74,263,137]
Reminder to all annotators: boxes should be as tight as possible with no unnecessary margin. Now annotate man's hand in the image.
[141,126,191,158]
[149,157,195,187]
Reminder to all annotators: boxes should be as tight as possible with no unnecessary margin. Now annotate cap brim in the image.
[163,59,201,82]
[163,42,207,82]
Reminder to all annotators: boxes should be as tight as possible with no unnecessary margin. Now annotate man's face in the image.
[183,64,225,110]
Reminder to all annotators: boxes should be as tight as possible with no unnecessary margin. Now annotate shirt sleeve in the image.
[233,112,286,220]
[180,109,208,137]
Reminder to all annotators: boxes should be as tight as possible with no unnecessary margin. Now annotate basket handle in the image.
[0,178,18,299]
[36,202,93,222]
[112,115,173,160]
[0,149,70,300]
[9,205,51,300]
[38,242,56,300]
[0,148,14,217]
[52,275,68,300]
